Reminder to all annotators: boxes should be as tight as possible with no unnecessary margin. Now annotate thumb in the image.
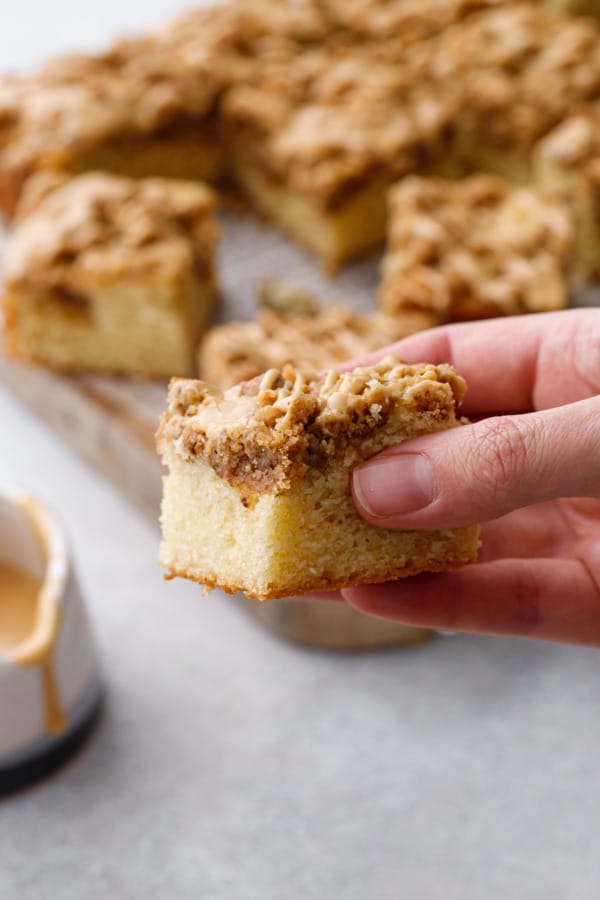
[352,396,600,529]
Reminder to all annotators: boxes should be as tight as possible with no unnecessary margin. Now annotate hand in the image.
[330,309,600,646]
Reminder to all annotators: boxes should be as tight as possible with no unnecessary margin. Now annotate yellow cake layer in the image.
[73,132,225,186]
[231,156,388,270]
[160,447,480,601]
[4,277,216,379]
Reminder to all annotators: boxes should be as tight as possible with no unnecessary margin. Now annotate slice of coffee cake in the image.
[0,30,225,219]
[157,358,480,600]
[3,172,219,378]
[380,174,574,321]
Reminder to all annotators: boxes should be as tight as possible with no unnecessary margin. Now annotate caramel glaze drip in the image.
[0,542,68,739]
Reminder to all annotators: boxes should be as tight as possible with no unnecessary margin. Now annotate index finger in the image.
[342,557,600,646]
[345,309,600,415]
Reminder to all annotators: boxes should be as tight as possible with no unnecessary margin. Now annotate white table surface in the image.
[2,5,600,899]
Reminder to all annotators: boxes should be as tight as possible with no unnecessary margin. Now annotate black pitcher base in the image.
[0,692,103,798]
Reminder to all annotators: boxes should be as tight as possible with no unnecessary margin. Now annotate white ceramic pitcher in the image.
[0,488,102,794]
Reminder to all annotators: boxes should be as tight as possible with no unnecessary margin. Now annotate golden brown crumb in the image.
[5,171,218,291]
[312,0,505,42]
[157,357,466,494]
[257,277,320,317]
[199,280,437,387]
[429,5,600,158]
[380,173,574,319]
[536,109,600,170]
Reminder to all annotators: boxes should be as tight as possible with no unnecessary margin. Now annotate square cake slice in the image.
[198,278,438,387]
[3,172,219,378]
[380,174,574,322]
[157,358,480,600]
[435,5,600,182]
[0,23,226,219]
[224,38,462,271]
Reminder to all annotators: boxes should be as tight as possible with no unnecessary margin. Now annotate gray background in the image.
[2,3,600,899]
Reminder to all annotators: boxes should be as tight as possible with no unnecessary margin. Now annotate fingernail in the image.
[353,453,436,518]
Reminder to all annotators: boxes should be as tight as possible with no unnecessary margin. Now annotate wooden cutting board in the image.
[0,355,166,521]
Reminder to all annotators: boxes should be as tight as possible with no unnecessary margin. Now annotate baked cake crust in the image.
[161,550,479,602]
[198,279,437,387]
[380,173,574,320]
[157,356,466,494]
[5,171,218,291]
[3,171,219,378]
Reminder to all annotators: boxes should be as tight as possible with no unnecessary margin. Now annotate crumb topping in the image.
[225,43,461,207]
[225,2,600,204]
[0,32,221,180]
[157,357,466,494]
[536,109,600,169]
[199,280,437,387]
[0,0,332,186]
[257,277,320,318]
[3,0,600,208]
[312,0,506,41]
[428,5,600,149]
[5,172,218,288]
[380,174,574,319]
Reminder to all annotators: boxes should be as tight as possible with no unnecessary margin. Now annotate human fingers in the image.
[342,557,600,646]
[299,506,569,606]
[477,503,573,562]
[352,396,600,529]
[344,308,600,414]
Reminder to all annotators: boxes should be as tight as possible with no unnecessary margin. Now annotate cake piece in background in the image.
[534,109,600,286]
[224,4,598,271]
[199,278,438,387]
[157,358,480,600]
[0,0,333,218]
[435,4,600,182]
[0,25,228,219]
[2,172,219,378]
[224,35,463,271]
[380,174,574,321]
